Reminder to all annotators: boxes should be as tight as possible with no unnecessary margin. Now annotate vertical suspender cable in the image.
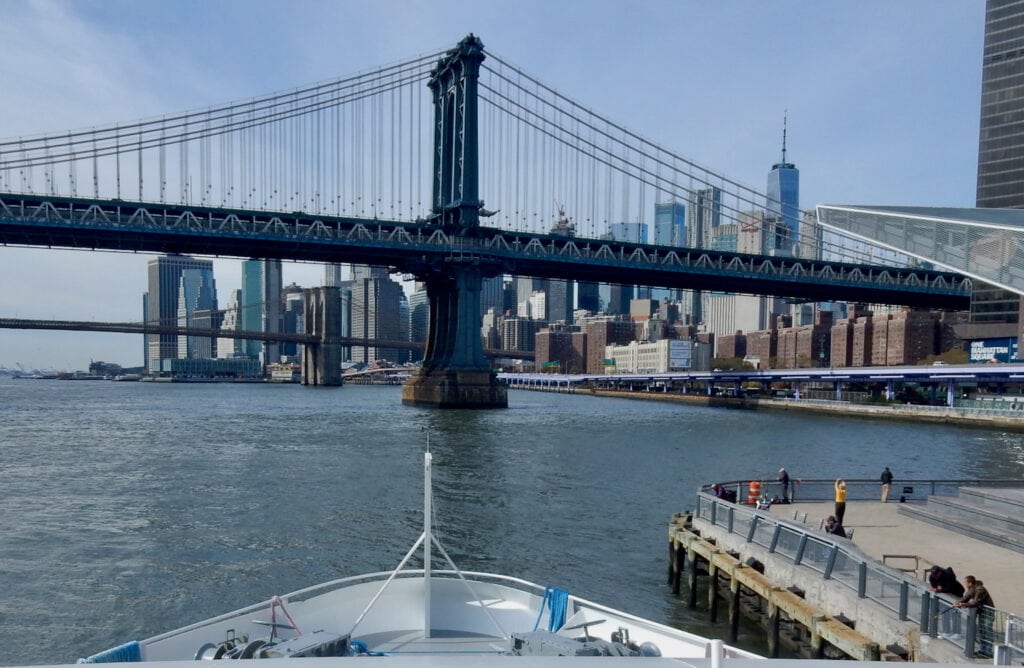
[115,124,121,200]
[335,94,341,216]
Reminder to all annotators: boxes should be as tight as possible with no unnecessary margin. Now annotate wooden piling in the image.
[728,569,742,643]
[708,558,719,622]
[671,540,684,595]
[767,599,781,658]
[686,546,698,609]
[811,615,826,658]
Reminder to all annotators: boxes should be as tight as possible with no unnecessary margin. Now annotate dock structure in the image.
[669,491,1024,663]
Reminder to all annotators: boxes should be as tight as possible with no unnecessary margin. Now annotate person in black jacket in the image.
[880,467,894,502]
[824,515,847,538]
[777,468,791,502]
[928,565,965,597]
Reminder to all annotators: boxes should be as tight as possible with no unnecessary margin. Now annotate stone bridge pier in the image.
[302,286,342,386]
[402,261,507,408]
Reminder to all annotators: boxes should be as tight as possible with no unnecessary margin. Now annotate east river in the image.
[2,378,1024,665]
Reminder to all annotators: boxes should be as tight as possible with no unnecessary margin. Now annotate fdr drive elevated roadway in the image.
[0,194,971,310]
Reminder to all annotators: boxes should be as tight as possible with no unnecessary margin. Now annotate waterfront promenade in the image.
[774,499,1023,616]
[579,387,1024,431]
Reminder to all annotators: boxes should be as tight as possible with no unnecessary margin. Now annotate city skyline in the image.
[0,1,985,369]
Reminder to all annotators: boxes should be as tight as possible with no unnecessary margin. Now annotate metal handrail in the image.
[702,478,1024,505]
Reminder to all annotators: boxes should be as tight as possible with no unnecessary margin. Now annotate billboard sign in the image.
[669,340,693,370]
[968,337,1018,363]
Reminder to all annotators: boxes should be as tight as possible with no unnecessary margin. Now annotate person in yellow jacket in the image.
[834,478,847,525]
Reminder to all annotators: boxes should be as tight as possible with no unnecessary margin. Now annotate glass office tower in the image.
[977,0,1024,208]
[973,0,1024,336]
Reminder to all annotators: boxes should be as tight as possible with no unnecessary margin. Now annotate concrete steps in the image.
[898,487,1024,555]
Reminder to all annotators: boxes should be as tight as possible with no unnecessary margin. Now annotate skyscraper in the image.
[241,258,283,364]
[577,281,601,313]
[608,222,648,244]
[515,276,546,317]
[176,267,217,359]
[973,0,1024,340]
[653,201,686,247]
[323,263,345,287]
[281,283,305,359]
[408,283,429,363]
[766,116,799,253]
[350,267,405,365]
[217,289,245,359]
[977,0,1024,208]
[686,188,721,250]
[146,254,215,369]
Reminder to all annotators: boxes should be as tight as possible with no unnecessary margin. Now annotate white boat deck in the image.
[354,628,508,655]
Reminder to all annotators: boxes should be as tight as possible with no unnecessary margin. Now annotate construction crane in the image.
[550,200,575,236]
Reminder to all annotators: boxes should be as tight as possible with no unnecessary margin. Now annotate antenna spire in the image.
[781,110,788,165]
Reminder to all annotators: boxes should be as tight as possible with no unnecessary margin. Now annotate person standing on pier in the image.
[834,478,847,525]
[880,467,894,502]
[777,468,791,502]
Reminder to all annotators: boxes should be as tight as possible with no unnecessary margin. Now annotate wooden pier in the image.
[670,496,1024,663]
[669,513,886,661]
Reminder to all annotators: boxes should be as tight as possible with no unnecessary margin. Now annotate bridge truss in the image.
[0,194,970,308]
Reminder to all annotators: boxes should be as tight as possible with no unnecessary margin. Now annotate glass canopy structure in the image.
[816,205,1024,297]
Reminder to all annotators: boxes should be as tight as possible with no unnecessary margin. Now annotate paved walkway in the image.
[772,499,1023,616]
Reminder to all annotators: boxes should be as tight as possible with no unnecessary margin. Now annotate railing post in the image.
[768,524,781,553]
[898,580,909,621]
[710,499,717,526]
[857,561,867,598]
[824,546,838,580]
[964,606,977,657]
[919,592,931,634]
[794,534,807,566]
[746,515,758,543]
[929,594,940,638]
[727,506,734,534]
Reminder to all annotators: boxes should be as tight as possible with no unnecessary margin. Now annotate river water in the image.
[2,378,1023,665]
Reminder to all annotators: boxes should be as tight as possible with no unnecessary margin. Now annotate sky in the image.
[0,0,986,371]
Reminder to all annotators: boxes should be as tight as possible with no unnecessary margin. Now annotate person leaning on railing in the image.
[955,575,995,656]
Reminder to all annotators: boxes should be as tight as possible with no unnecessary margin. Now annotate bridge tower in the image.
[402,34,508,408]
[302,286,342,386]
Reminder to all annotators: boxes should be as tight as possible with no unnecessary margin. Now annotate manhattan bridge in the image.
[0,35,969,407]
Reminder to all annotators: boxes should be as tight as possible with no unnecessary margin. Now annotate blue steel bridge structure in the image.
[0,35,970,407]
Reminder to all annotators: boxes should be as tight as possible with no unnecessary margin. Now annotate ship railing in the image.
[695,489,1023,659]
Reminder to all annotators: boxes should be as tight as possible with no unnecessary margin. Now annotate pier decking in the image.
[779,499,1023,617]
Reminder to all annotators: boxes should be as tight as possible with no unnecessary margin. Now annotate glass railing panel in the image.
[751,516,776,548]
[714,502,731,529]
[828,549,861,593]
[773,525,802,559]
[697,495,712,521]
[800,535,832,574]
[862,566,902,614]
[731,508,753,539]
[934,597,966,649]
